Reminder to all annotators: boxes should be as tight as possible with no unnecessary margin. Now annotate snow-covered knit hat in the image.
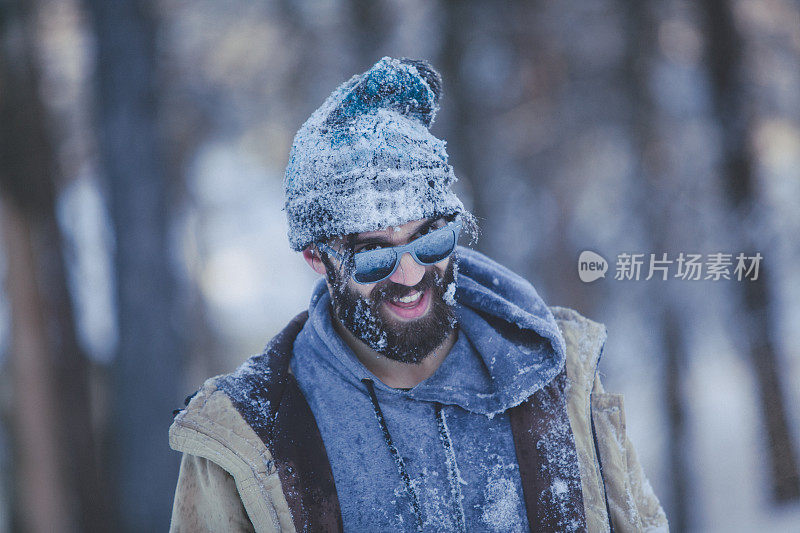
[284,57,471,251]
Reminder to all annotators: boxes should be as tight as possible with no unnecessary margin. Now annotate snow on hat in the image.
[284,56,471,251]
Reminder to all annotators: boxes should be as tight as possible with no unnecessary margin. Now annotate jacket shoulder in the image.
[169,380,295,532]
[170,311,309,453]
[551,307,670,531]
[168,352,280,459]
[169,378,271,474]
[168,312,310,532]
[549,306,608,392]
[549,306,615,531]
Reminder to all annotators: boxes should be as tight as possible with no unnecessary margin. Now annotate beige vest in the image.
[168,306,668,532]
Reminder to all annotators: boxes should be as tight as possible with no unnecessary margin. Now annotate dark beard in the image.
[325,257,458,364]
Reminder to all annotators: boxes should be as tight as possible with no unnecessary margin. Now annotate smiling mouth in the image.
[392,290,422,306]
[384,288,431,319]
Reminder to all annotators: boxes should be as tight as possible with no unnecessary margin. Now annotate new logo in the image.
[578,251,608,283]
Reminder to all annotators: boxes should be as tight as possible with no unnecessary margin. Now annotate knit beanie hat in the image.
[284,57,471,251]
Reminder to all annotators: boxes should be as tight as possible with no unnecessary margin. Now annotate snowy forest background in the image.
[0,0,799,531]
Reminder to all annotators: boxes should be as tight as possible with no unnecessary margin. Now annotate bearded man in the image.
[168,57,668,532]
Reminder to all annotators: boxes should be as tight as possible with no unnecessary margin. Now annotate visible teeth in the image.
[395,291,422,304]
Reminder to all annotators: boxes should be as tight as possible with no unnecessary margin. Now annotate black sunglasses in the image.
[317,219,462,284]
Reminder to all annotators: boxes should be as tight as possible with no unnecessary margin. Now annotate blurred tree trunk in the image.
[438,0,499,247]
[84,0,184,529]
[622,1,694,528]
[661,306,690,531]
[700,0,800,503]
[0,204,71,533]
[347,0,389,68]
[0,0,108,531]
[0,206,73,533]
[274,0,323,129]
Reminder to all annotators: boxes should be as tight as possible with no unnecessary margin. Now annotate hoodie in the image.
[290,247,574,532]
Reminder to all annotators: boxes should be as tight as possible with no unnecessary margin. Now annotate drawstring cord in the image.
[362,379,425,531]
[435,402,467,533]
[362,379,468,533]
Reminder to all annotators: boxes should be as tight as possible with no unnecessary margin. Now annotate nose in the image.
[388,252,425,287]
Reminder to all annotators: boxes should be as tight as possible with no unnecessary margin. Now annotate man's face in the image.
[320,217,458,364]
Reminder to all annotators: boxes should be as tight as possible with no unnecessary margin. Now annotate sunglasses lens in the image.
[353,249,398,284]
[415,228,456,264]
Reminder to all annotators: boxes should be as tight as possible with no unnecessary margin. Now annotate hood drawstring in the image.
[363,379,468,533]
[434,402,467,533]
[363,379,425,532]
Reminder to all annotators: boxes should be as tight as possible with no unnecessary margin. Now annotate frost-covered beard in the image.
[326,258,458,364]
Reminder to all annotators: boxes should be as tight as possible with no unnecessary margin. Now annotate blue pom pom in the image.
[325,57,442,129]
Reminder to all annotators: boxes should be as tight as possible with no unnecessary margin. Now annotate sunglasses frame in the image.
[316,218,462,284]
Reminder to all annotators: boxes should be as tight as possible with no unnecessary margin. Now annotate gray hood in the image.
[298,246,566,416]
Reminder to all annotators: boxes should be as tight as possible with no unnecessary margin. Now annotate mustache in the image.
[369,268,442,302]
